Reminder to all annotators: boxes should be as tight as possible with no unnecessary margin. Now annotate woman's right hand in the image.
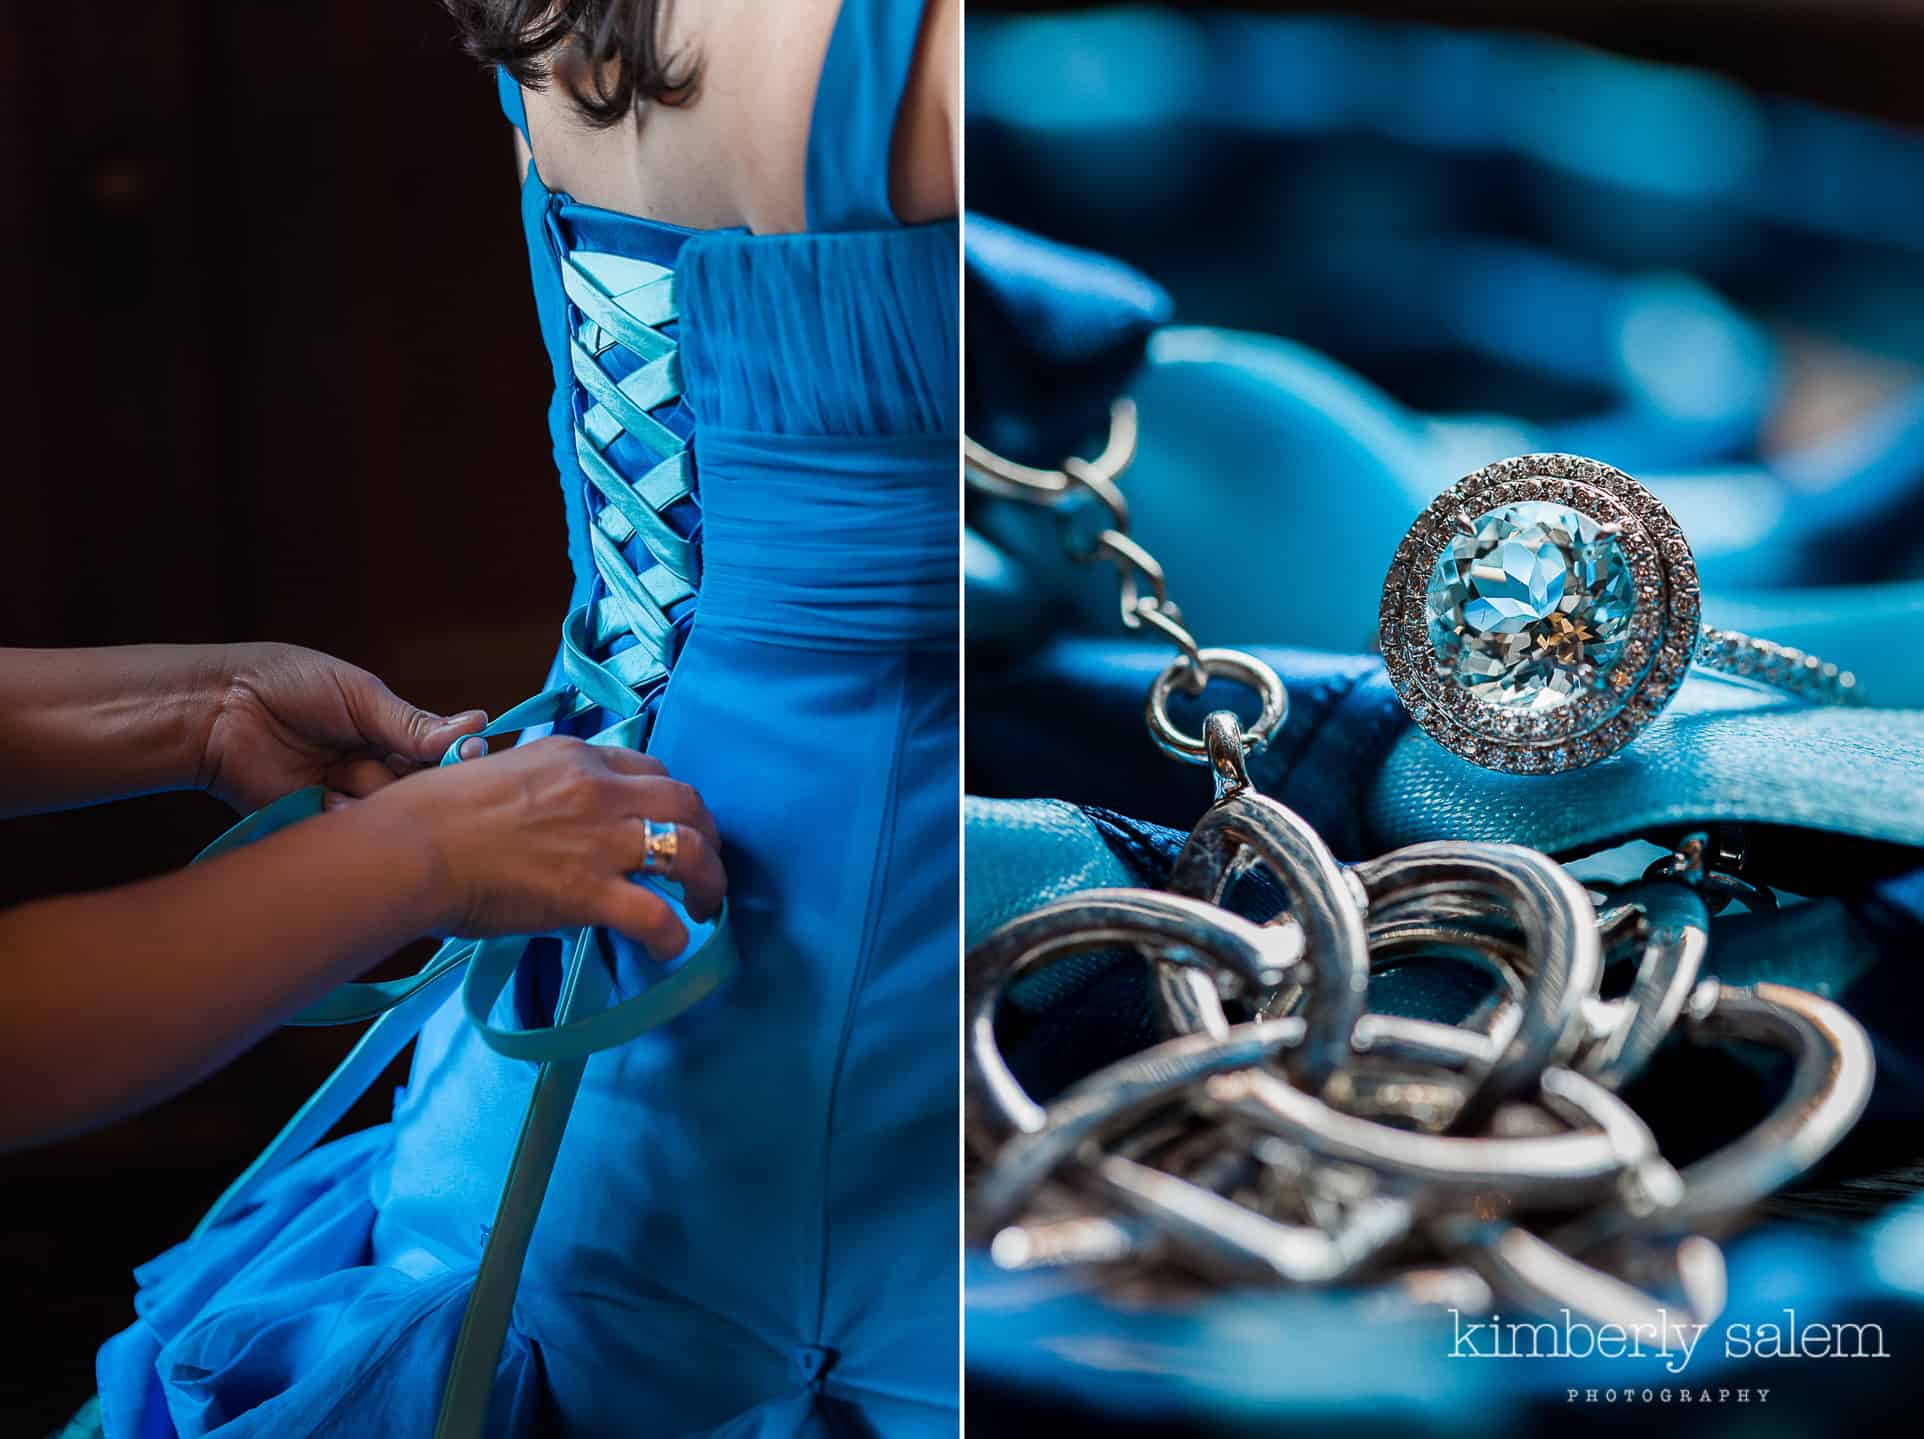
[361,736,726,959]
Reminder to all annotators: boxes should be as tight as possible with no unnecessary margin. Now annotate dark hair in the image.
[444,1,697,127]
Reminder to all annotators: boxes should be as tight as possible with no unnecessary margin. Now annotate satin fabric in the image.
[97,3,960,1434]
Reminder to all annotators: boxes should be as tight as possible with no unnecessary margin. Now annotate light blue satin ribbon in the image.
[185,707,738,1439]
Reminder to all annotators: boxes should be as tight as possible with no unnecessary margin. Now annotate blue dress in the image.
[95,5,959,1435]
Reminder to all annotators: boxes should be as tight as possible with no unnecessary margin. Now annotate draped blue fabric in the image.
[96,6,959,1435]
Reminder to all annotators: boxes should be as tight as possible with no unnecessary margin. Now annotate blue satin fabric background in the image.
[965,9,1924,1433]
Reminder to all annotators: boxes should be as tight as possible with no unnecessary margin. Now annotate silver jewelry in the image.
[967,837,1872,1320]
[639,818,679,876]
[964,416,1875,1327]
[1165,748,1368,1090]
[1379,453,1860,773]
[1554,979,1873,1249]
[967,401,1288,766]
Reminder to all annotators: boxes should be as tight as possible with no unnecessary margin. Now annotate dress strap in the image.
[804,0,927,232]
[495,64,531,142]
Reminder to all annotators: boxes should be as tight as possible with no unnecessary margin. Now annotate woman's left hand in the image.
[199,643,488,812]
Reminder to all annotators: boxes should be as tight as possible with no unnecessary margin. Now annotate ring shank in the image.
[1692,625,1861,706]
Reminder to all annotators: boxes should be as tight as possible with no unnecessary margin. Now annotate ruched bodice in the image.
[696,428,958,649]
[679,225,960,438]
[96,6,960,1436]
[526,189,959,668]
[682,233,960,653]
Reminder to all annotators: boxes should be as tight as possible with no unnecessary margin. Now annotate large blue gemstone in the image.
[1423,500,1636,711]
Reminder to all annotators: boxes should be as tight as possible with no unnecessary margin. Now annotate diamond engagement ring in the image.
[1379,454,1861,774]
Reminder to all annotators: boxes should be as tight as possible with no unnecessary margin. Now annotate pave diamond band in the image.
[1695,625,1859,706]
[1380,454,1861,773]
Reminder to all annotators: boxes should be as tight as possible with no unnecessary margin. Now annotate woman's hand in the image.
[365,736,727,958]
[0,734,724,1146]
[199,643,489,813]
[0,660,724,1145]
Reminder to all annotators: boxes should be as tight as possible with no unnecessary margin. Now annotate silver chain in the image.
[967,716,1875,1325]
[966,402,1287,764]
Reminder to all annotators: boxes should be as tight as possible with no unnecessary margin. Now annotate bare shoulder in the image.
[518,0,841,233]
[518,0,952,234]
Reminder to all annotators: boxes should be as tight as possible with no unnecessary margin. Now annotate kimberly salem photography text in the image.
[1448,1307,1890,1376]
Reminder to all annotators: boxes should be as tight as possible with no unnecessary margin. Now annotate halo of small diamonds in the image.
[1379,454,1701,773]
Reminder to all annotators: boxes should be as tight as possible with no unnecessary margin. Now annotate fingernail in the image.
[322,791,347,811]
[458,736,487,760]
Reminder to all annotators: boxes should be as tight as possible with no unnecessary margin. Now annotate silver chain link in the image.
[967,401,1287,764]
[967,719,1876,1324]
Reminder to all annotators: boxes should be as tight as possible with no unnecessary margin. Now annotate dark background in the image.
[0,5,558,1430]
[2,1,1922,1434]
[969,0,1924,129]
